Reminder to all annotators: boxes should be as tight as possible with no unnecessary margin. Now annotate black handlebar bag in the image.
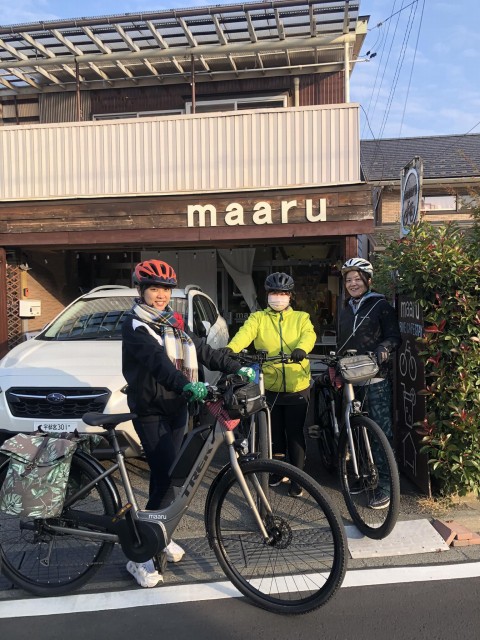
[223,381,267,419]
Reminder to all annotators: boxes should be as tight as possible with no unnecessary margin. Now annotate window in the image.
[200,296,219,326]
[93,110,183,121]
[421,194,476,212]
[192,294,218,337]
[185,95,287,114]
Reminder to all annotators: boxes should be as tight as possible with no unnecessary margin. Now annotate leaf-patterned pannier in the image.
[0,433,78,518]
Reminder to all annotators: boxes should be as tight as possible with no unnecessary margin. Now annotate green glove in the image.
[183,381,208,402]
[238,366,256,382]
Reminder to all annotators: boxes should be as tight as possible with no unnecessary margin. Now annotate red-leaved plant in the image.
[373,211,480,496]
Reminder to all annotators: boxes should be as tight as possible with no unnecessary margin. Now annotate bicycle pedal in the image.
[307,425,321,439]
[153,551,168,575]
[111,502,133,523]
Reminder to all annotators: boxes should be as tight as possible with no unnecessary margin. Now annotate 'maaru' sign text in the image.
[187,199,327,227]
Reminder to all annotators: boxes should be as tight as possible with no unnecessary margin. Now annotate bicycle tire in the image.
[206,458,347,615]
[314,387,337,473]
[338,415,400,539]
[0,453,115,596]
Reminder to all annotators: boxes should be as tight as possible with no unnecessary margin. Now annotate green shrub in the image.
[373,217,480,496]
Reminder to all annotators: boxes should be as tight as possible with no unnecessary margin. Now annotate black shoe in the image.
[269,474,288,487]
[369,490,390,510]
[288,482,304,498]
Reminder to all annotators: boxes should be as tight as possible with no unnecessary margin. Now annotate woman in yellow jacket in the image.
[226,272,316,497]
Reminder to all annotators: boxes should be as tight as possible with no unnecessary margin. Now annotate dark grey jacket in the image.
[337,292,402,376]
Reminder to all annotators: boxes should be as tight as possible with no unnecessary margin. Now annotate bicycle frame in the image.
[315,370,376,481]
[47,418,272,550]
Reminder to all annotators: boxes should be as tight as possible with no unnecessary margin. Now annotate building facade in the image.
[0,1,373,354]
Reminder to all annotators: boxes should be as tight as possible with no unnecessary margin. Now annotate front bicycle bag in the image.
[0,432,78,518]
[337,354,379,384]
[223,381,267,419]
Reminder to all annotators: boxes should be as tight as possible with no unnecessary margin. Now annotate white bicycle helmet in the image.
[341,258,374,278]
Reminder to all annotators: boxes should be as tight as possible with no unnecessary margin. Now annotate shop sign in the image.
[395,295,430,495]
[187,198,326,227]
[400,157,423,237]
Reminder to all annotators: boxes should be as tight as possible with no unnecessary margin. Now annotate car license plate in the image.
[34,421,78,433]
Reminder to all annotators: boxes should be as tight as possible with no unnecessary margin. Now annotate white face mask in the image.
[268,294,290,312]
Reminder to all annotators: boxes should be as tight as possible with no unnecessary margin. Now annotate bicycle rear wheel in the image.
[339,416,400,539]
[313,387,337,473]
[0,453,115,596]
[207,458,347,615]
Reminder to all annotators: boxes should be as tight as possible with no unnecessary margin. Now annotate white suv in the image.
[0,285,229,456]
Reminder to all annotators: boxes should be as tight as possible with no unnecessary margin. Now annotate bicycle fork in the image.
[343,385,375,479]
[225,431,272,541]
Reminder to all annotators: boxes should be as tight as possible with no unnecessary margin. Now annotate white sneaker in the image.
[126,559,164,588]
[164,539,185,563]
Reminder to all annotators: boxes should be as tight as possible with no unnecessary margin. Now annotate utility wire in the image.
[368,1,402,138]
[368,0,419,31]
[378,0,418,140]
[397,0,424,138]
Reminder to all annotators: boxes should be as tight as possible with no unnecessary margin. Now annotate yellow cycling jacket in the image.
[227,306,316,393]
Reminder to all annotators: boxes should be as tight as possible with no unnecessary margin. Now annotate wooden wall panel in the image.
[0,185,373,247]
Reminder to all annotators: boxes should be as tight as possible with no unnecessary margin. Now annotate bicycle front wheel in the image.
[0,453,116,596]
[207,458,347,615]
[339,416,400,539]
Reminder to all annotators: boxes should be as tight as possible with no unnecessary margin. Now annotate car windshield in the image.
[40,296,137,340]
[39,294,188,341]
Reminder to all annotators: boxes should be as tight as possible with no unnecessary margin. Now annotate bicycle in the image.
[230,350,293,461]
[0,375,347,615]
[307,352,400,539]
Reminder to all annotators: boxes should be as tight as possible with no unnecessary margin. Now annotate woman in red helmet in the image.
[121,259,253,588]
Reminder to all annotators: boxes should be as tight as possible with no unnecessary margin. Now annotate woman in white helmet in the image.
[338,258,401,507]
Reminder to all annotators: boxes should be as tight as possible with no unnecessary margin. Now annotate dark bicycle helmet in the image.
[133,259,177,288]
[341,258,373,278]
[264,272,294,292]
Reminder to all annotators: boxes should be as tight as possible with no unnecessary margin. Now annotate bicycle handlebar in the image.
[229,350,292,365]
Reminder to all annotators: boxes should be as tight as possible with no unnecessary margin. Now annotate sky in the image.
[1,0,479,140]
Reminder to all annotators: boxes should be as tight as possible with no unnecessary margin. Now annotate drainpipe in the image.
[191,54,196,114]
[293,76,300,107]
[75,60,81,121]
[344,42,350,102]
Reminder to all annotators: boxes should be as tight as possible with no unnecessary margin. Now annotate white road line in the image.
[1,562,480,619]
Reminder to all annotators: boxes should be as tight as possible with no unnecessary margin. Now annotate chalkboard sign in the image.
[395,296,430,495]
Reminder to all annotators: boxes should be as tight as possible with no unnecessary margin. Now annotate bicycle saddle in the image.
[82,412,137,427]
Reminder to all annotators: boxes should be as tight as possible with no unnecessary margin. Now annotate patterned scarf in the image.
[132,300,198,383]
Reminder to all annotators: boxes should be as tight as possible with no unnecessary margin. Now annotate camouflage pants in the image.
[355,378,393,444]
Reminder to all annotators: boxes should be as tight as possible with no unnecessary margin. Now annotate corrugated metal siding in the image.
[0,104,360,201]
[39,92,92,123]
[300,72,344,106]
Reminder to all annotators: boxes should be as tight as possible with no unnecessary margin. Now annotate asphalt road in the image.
[2,572,480,640]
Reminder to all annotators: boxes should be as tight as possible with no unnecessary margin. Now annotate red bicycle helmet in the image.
[133,259,177,288]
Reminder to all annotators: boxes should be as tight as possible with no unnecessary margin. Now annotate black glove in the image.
[219,347,234,356]
[375,346,389,365]
[290,348,307,363]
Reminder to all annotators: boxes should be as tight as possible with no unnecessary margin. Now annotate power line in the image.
[378,0,418,140]
[398,0,425,138]
[368,0,419,31]
[465,119,480,135]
